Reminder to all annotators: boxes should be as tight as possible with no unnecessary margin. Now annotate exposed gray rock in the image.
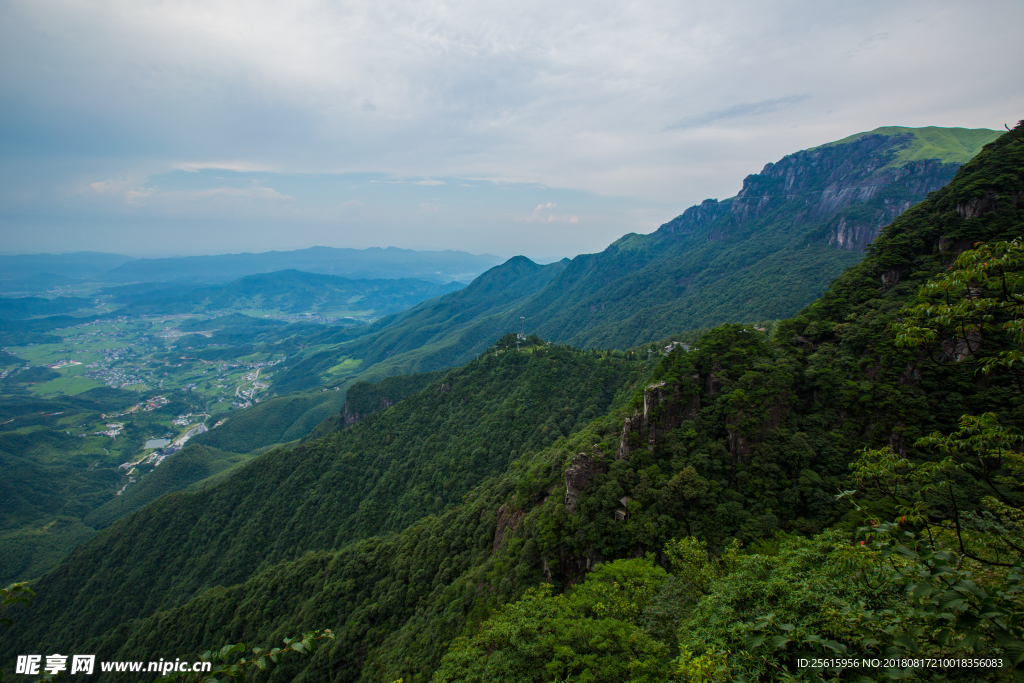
[565,452,607,513]
[341,397,393,427]
[660,133,963,254]
[616,379,698,461]
[493,503,524,553]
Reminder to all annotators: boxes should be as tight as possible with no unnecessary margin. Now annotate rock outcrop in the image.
[564,450,608,513]
[658,132,964,254]
[616,379,698,461]
[493,503,524,553]
[341,397,393,427]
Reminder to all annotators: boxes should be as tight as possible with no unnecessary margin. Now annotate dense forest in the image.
[2,123,1023,682]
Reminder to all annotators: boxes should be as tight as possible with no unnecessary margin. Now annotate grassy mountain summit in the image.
[819,125,1000,166]
[1,124,1020,682]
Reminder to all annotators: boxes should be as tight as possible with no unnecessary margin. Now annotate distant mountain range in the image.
[299,125,999,384]
[0,246,503,291]
[109,270,464,318]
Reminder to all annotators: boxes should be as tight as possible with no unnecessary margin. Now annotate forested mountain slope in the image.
[521,126,999,349]
[79,369,450,533]
[324,126,997,385]
[272,256,567,384]
[0,337,646,668]
[2,124,1021,682]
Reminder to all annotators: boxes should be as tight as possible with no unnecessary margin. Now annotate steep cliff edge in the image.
[660,129,980,253]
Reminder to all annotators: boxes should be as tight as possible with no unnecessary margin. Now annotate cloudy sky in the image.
[1,0,1021,260]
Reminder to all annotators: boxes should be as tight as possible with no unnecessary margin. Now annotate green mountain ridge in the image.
[301,126,998,388]
[0,338,647,665]
[2,124,1022,681]
[273,257,567,386]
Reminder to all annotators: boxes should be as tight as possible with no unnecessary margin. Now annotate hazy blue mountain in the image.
[111,269,464,318]
[0,252,133,291]
[102,246,502,284]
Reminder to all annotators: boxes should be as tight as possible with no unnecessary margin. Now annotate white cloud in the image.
[177,187,293,202]
[522,202,578,224]
[87,176,292,206]
[174,161,279,173]
[419,202,440,213]
[89,178,135,194]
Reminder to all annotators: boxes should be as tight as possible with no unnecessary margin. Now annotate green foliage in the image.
[663,537,729,598]
[674,531,902,682]
[0,582,34,628]
[154,630,335,683]
[894,238,1024,384]
[0,582,33,683]
[432,561,672,683]
[802,235,1024,679]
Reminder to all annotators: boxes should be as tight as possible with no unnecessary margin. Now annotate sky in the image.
[1,0,1021,261]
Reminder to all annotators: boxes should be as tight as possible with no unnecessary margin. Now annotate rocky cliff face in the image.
[658,132,962,253]
[563,377,702,515]
[614,379,699,462]
[564,449,608,513]
[341,396,393,427]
